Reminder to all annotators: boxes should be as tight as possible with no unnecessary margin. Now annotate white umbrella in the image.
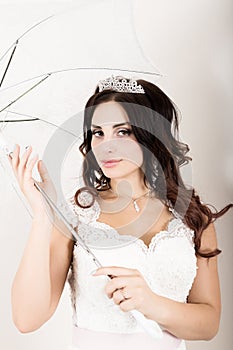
[0,0,163,339]
[0,0,161,188]
[0,0,160,121]
[0,0,161,205]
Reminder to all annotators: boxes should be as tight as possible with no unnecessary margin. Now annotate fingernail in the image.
[89,269,97,275]
[25,145,30,150]
[5,147,11,155]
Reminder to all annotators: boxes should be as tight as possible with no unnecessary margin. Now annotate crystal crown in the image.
[98,75,145,94]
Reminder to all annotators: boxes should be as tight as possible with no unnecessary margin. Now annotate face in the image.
[90,101,143,180]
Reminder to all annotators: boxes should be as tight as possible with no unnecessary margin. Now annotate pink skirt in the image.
[70,326,186,350]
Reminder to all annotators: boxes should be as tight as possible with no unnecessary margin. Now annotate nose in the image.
[102,139,117,154]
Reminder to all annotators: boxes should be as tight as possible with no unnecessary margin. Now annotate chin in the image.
[102,169,125,179]
[103,168,139,180]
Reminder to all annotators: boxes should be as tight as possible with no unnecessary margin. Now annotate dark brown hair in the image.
[78,78,233,258]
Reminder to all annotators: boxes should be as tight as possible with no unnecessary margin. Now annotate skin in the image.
[92,101,221,340]
[91,101,146,198]
[10,101,221,340]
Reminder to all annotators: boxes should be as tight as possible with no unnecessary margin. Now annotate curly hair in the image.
[77,78,233,258]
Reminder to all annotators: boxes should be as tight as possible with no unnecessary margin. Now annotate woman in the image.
[10,76,232,350]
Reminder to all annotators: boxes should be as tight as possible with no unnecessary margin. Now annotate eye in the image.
[91,128,132,138]
[117,129,132,136]
[91,129,103,137]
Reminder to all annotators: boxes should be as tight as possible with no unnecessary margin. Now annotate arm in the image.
[9,144,75,332]
[94,222,221,341]
[143,222,221,340]
[11,214,74,333]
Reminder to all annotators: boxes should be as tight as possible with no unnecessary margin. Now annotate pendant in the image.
[133,200,140,212]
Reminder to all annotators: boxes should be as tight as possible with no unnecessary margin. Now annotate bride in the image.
[9,76,233,349]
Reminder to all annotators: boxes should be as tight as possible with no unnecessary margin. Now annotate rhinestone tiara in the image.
[98,75,145,94]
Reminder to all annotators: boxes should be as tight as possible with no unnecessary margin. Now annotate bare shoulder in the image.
[187,221,221,313]
[199,221,218,252]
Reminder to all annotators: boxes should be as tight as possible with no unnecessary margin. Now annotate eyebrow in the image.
[91,122,130,129]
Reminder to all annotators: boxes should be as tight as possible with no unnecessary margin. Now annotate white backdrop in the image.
[0,1,232,349]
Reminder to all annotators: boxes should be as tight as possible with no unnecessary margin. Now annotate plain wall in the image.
[0,1,232,349]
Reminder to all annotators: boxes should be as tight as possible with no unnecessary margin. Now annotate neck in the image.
[109,171,149,199]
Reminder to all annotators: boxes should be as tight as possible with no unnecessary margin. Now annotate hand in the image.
[93,266,156,317]
[8,144,57,220]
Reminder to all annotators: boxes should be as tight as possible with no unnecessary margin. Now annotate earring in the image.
[151,160,159,188]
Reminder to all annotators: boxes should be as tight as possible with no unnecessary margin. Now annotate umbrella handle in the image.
[130,309,163,339]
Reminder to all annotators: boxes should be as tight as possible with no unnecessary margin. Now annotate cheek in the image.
[121,140,143,166]
[91,139,100,158]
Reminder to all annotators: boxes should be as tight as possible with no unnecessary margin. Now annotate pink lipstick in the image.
[102,159,122,168]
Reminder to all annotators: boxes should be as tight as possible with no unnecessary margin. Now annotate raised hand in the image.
[8,144,57,220]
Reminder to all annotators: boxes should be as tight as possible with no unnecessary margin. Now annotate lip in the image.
[101,159,122,167]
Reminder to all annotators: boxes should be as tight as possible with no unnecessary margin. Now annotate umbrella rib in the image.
[17,15,55,42]
[0,110,78,138]
[0,74,50,114]
[32,117,78,138]
[50,66,162,76]
[0,66,162,116]
[0,15,54,63]
[0,66,163,93]
[0,40,19,88]
[0,118,39,123]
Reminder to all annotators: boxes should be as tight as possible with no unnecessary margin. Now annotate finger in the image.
[112,289,125,305]
[93,266,139,277]
[24,154,39,181]
[119,298,135,312]
[7,153,13,162]
[7,146,16,162]
[10,144,20,172]
[121,288,131,300]
[18,146,33,177]
[105,277,127,298]
[37,160,51,182]
[105,276,138,298]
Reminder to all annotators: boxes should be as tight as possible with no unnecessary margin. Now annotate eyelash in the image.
[91,129,132,137]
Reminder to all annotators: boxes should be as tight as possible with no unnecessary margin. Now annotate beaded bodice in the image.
[64,191,198,334]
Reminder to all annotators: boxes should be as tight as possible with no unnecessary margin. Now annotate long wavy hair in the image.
[78,78,232,258]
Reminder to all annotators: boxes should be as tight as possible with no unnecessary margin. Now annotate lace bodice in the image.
[63,191,198,334]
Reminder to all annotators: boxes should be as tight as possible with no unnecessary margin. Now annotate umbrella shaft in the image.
[33,182,103,269]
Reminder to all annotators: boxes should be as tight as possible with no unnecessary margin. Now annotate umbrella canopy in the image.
[0,2,165,338]
[0,0,160,122]
[0,0,161,188]
[1,0,159,86]
[0,0,161,217]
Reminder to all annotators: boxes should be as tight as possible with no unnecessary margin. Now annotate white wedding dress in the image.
[62,191,198,350]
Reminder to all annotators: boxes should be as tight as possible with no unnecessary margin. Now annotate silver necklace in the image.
[109,189,151,213]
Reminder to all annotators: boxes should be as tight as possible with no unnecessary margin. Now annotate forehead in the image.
[92,101,129,126]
